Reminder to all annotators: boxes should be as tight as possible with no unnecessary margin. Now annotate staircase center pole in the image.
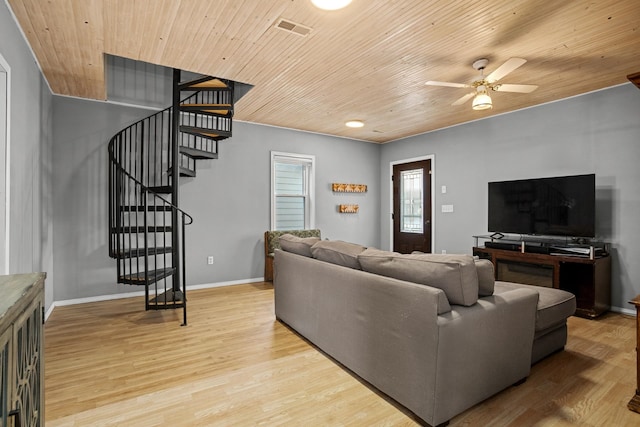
[171,68,181,293]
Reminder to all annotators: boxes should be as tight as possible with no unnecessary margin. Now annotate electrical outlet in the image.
[207,256,214,265]
[441,204,454,213]
[441,249,447,254]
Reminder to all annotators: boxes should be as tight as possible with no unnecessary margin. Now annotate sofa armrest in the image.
[430,287,539,424]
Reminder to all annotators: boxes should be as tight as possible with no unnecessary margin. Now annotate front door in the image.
[393,159,432,253]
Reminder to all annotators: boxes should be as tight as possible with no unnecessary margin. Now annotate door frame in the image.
[0,53,10,275]
[389,155,435,252]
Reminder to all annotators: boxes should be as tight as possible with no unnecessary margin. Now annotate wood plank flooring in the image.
[45,283,640,426]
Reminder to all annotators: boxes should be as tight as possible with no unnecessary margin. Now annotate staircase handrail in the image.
[108,135,194,225]
[107,94,199,225]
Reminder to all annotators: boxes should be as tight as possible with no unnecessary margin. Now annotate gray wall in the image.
[51,96,380,300]
[0,1,54,309]
[181,121,380,285]
[51,97,153,301]
[380,83,640,311]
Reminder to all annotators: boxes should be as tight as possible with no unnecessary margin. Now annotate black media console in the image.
[484,239,606,258]
[473,236,611,318]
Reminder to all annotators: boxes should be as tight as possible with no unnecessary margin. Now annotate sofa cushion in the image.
[494,282,576,331]
[310,240,366,269]
[475,259,495,296]
[358,249,479,306]
[278,234,321,257]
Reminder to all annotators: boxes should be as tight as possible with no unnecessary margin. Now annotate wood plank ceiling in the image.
[7,0,640,143]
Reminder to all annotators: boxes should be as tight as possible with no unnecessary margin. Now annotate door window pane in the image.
[401,168,423,233]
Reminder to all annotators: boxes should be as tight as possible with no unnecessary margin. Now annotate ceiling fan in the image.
[426,58,538,110]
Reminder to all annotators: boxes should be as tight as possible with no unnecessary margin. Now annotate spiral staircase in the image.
[108,69,235,325]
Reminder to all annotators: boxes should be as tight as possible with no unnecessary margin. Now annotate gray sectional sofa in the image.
[273,237,576,427]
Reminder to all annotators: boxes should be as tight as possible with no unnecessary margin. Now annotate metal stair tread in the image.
[118,268,176,285]
[148,185,173,194]
[179,125,231,140]
[179,166,196,177]
[111,225,172,233]
[115,246,173,259]
[179,146,219,160]
[168,165,196,178]
[179,103,232,115]
[121,205,173,212]
[179,77,229,91]
[148,289,186,306]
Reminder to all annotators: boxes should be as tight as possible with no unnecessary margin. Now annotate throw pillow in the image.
[358,248,479,306]
[279,234,321,257]
[310,240,366,269]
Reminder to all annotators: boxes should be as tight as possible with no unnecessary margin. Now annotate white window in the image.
[271,152,315,231]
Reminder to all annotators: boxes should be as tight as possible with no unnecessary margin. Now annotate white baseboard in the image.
[44,281,634,322]
[44,277,266,321]
[610,305,635,317]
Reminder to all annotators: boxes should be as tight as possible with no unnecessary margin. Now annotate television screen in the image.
[488,174,596,238]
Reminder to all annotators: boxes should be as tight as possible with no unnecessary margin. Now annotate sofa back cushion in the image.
[358,249,479,306]
[279,234,321,257]
[474,259,495,296]
[310,240,366,269]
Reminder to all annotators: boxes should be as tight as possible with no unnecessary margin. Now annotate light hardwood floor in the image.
[45,283,640,426]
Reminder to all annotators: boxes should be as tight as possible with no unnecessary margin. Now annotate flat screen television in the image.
[488,174,596,238]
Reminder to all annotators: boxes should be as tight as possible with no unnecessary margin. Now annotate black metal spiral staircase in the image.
[108,69,234,325]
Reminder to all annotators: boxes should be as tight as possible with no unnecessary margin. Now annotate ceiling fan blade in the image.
[493,83,538,93]
[426,81,471,88]
[452,92,475,106]
[486,58,527,83]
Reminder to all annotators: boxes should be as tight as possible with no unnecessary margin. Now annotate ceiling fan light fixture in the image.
[311,0,352,10]
[472,91,493,110]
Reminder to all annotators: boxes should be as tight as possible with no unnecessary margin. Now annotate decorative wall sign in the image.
[332,183,367,193]
[339,204,359,213]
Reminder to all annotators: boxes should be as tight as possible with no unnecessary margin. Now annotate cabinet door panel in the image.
[0,327,12,427]
[11,296,43,427]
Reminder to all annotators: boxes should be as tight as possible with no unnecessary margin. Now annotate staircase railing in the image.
[108,101,193,325]
[108,72,235,326]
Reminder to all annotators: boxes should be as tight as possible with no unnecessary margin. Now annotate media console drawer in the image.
[473,246,611,318]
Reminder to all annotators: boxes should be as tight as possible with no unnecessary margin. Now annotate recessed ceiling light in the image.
[311,0,352,11]
[345,120,364,128]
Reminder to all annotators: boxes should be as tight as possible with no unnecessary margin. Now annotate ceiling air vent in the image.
[275,18,312,37]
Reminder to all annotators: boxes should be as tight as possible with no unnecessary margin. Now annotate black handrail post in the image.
[143,188,150,310]
[181,213,187,326]
[171,68,181,293]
